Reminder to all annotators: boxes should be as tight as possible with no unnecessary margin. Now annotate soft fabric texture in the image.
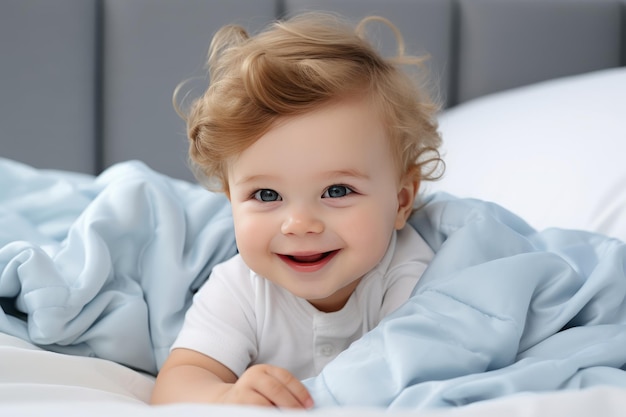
[2,158,626,408]
[0,332,154,403]
[4,325,626,416]
[0,158,236,374]
[172,226,433,379]
[427,67,626,242]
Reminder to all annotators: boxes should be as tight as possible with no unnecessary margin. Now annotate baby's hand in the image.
[221,364,313,409]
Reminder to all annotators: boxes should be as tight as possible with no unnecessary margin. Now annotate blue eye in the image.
[323,185,352,198]
[253,189,282,202]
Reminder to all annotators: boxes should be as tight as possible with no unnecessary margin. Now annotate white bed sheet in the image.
[2,332,626,416]
[0,332,153,404]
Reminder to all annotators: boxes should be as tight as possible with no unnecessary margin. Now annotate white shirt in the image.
[172,224,433,379]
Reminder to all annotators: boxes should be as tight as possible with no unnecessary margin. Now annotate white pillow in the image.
[424,67,626,242]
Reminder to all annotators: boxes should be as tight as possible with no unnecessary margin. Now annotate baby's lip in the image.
[277,250,340,272]
[279,250,338,263]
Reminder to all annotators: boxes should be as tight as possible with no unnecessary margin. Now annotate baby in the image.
[151,12,442,409]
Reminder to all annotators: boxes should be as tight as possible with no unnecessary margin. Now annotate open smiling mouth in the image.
[277,250,339,271]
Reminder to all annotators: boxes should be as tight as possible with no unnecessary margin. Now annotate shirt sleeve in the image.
[171,255,257,377]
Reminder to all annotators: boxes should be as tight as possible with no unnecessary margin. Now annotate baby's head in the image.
[179,13,443,311]
[180,12,442,195]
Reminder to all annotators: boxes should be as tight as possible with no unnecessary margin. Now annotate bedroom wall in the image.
[453,0,623,103]
[0,0,98,174]
[101,0,277,182]
[1,0,624,181]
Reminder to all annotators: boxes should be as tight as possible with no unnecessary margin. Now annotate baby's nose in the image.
[281,208,324,235]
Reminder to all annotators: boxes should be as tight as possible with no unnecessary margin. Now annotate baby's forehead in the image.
[230,99,398,175]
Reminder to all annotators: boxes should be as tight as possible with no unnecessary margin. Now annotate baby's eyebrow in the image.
[232,169,370,186]
[232,174,274,186]
[323,169,370,181]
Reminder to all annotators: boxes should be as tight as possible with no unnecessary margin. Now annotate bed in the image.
[2,0,626,415]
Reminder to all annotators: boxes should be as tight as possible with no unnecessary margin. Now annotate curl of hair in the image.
[175,12,444,192]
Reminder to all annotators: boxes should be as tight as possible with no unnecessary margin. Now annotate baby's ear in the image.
[394,172,420,230]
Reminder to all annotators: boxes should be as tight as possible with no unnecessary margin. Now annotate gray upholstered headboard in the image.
[1,0,624,182]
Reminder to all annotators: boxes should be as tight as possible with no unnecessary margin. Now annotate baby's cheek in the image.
[233,213,273,258]
[344,207,396,251]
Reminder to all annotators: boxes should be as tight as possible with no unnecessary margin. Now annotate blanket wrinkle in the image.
[0,158,236,374]
[3,158,626,409]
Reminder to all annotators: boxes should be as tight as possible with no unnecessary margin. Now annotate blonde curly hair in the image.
[176,12,443,193]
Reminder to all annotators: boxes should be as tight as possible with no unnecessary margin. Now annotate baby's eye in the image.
[253,189,282,202]
[322,185,353,198]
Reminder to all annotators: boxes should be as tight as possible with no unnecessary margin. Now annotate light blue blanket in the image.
[0,158,236,374]
[2,158,626,407]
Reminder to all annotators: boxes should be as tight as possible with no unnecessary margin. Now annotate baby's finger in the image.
[261,366,314,409]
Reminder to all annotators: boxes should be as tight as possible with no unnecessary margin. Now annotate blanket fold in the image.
[2,158,626,407]
[0,158,236,374]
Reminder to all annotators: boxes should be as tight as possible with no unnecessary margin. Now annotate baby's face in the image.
[227,98,413,312]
